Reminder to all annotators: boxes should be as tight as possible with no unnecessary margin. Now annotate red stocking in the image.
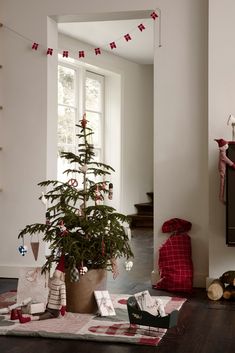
[17,310,31,324]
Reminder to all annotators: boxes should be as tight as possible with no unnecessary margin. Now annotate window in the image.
[57,63,104,182]
[85,71,104,163]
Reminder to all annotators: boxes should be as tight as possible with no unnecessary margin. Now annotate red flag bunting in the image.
[150,11,158,20]
[95,47,101,55]
[79,50,85,58]
[63,50,69,58]
[138,23,146,32]
[124,33,131,42]
[32,42,39,50]
[47,48,53,56]
[110,41,116,49]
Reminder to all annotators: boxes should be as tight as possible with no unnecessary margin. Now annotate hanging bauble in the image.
[108,183,113,200]
[68,178,78,187]
[111,258,119,279]
[81,113,87,128]
[124,260,133,271]
[18,245,28,256]
[70,266,80,282]
[79,266,88,275]
[45,211,51,225]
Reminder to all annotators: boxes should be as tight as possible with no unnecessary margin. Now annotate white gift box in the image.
[22,302,45,314]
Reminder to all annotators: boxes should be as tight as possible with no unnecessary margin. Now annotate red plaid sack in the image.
[154,233,193,293]
[162,218,192,234]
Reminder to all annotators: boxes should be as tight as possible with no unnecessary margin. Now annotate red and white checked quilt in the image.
[0,292,186,346]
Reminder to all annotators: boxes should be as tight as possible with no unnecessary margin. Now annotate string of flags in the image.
[1,10,161,60]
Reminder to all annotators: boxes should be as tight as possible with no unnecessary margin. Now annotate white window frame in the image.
[85,70,105,163]
[57,59,105,181]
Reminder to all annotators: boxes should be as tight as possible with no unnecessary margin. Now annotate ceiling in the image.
[58,18,154,65]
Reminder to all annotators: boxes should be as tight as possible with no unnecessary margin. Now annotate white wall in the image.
[0,0,153,276]
[208,0,235,279]
[154,0,209,287]
[2,0,233,287]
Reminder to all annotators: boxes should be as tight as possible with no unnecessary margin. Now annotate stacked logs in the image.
[207,271,235,300]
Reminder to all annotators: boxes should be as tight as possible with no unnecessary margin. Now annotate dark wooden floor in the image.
[0,228,235,353]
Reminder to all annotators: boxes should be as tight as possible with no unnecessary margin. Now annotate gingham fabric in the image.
[154,233,193,293]
[162,218,192,234]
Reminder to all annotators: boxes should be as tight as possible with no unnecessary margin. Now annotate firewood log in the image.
[223,285,235,300]
[220,271,235,285]
[207,279,225,301]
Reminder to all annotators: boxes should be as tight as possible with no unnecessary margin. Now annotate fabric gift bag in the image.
[17,267,49,305]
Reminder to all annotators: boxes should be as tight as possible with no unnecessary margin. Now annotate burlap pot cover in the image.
[65,269,107,313]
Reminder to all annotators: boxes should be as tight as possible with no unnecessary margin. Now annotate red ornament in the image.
[32,42,39,50]
[138,23,146,32]
[108,183,113,200]
[110,42,116,49]
[150,11,158,20]
[124,34,131,42]
[47,48,53,56]
[63,50,69,58]
[79,50,85,58]
[95,184,102,204]
[58,220,68,237]
[95,47,101,55]
[68,178,78,187]
[81,113,87,128]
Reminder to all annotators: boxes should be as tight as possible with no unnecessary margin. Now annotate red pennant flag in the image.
[63,50,69,58]
[79,50,85,58]
[95,47,101,55]
[110,41,116,49]
[32,42,39,50]
[124,34,132,42]
[138,23,146,32]
[150,11,158,20]
[47,48,53,56]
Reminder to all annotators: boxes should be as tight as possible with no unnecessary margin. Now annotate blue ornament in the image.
[18,245,27,256]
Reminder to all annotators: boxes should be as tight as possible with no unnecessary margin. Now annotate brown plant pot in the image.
[65,269,107,313]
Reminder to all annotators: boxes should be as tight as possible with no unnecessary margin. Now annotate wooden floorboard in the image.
[0,228,235,353]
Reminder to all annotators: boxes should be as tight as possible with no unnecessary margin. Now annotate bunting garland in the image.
[124,33,131,42]
[0,8,162,59]
[32,42,39,50]
[110,41,116,50]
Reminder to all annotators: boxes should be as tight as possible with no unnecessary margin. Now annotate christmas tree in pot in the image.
[18,114,133,313]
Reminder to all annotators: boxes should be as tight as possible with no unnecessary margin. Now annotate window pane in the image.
[85,76,102,111]
[86,111,101,148]
[58,106,76,146]
[58,66,76,106]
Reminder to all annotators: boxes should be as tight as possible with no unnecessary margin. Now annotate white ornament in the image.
[41,192,47,207]
[79,266,88,275]
[125,261,133,271]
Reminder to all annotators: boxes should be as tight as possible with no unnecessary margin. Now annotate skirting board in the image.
[0,266,20,279]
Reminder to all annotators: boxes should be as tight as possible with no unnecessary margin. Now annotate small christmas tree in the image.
[18,114,133,277]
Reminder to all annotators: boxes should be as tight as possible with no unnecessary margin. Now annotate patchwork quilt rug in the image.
[0,291,186,346]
